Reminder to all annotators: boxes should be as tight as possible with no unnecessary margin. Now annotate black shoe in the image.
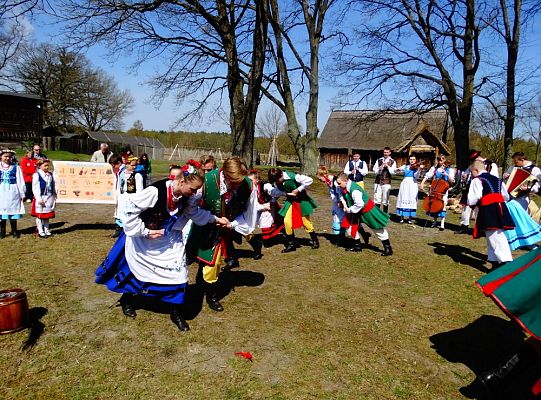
[438,227,444,232]
[111,227,122,238]
[207,296,224,312]
[121,302,137,318]
[11,231,20,238]
[170,311,190,332]
[346,244,362,252]
[381,240,393,256]
[248,236,263,260]
[309,232,319,249]
[454,225,469,234]
[282,235,297,253]
[222,257,239,272]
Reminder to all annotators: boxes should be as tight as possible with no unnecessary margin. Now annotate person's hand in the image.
[262,203,271,211]
[215,216,229,227]
[147,229,165,239]
[40,200,46,206]
[503,172,511,180]
[289,189,299,197]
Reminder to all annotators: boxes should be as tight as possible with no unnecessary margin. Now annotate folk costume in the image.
[0,149,25,238]
[95,178,217,331]
[395,164,421,222]
[373,156,397,213]
[475,248,541,398]
[423,165,455,230]
[113,162,145,231]
[268,170,319,252]
[467,170,514,267]
[340,180,392,255]
[31,168,57,237]
[504,199,541,250]
[504,162,541,213]
[457,151,499,234]
[188,168,258,311]
[258,182,284,241]
[344,158,368,188]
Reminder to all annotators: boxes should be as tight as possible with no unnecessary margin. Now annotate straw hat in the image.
[0,148,16,156]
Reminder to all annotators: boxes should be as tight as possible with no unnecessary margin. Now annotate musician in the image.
[372,147,397,214]
[502,152,540,212]
[395,155,424,224]
[420,155,455,231]
[456,149,499,234]
[343,152,368,189]
[336,173,393,255]
[467,160,514,269]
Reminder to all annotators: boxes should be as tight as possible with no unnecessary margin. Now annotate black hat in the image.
[468,149,481,161]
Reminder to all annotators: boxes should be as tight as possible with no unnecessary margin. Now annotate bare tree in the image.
[263,0,338,174]
[521,93,541,164]
[0,21,27,88]
[334,0,487,169]
[55,0,269,166]
[74,69,134,131]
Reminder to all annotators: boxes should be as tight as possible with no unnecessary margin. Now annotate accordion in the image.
[506,167,537,197]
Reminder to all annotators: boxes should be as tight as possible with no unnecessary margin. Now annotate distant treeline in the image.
[125,129,298,156]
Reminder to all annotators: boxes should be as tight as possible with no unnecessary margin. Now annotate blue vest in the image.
[0,166,17,185]
[348,160,364,182]
[38,173,55,196]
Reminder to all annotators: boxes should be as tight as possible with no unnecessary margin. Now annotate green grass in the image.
[0,161,531,399]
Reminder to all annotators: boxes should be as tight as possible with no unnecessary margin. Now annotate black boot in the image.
[111,225,123,238]
[383,204,389,214]
[477,344,541,398]
[248,236,263,260]
[381,239,393,256]
[0,220,6,239]
[222,257,239,272]
[119,294,137,318]
[281,234,297,253]
[205,283,224,312]
[309,232,319,249]
[358,226,371,245]
[170,306,190,331]
[9,220,19,238]
[346,239,362,252]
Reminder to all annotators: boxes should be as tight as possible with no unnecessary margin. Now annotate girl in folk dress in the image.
[395,155,423,224]
[420,155,456,231]
[0,149,25,238]
[31,159,57,238]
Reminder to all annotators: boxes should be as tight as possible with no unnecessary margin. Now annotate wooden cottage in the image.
[0,91,46,143]
[318,109,451,169]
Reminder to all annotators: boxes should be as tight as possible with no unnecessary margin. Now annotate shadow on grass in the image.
[427,242,489,272]
[318,232,383,253]
[21,306,48,351]
[429,314,540,399]
[51,223,116,235]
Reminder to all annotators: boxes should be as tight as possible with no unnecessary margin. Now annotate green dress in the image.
[342,181,389,230]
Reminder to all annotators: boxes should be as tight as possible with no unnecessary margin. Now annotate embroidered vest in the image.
[375,158,393,185]
[201,169,251,219]
[139,180,187,230]
[0,165,17,184]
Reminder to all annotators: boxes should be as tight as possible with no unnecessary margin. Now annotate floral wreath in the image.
[181,159,202,176]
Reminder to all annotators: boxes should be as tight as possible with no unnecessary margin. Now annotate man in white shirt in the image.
[372,147,397,214]
[344,152,368,189]
[502,151,541,212]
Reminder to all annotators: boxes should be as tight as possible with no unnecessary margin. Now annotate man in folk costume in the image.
[372,146,397,214]
[267,167,319,253]
[336,173,393,256]
[343,152,368,189]
[188,156,259,312]
[502,151,541,213]
[467,160,515,269]
[95,161,229,332]
[456,149,499,234]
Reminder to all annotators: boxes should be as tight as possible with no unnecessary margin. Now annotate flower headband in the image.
[181,159,202,176]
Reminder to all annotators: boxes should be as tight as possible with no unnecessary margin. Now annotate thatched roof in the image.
[318,109,450,151]
[80,131,165,149]
[395,121,451,155]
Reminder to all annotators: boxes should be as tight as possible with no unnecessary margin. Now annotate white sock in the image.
[36,218,44,234]
[43,219,50,234]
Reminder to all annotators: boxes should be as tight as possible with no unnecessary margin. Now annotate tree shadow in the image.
[429,315,539,399]
[427,242,489,272]
[21,306,48,351]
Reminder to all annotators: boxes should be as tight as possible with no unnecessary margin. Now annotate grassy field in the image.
[0,172,534,399]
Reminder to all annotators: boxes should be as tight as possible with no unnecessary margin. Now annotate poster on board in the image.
[53,161,117,204]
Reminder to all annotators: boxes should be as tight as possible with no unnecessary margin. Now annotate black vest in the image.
[139,179,187,230]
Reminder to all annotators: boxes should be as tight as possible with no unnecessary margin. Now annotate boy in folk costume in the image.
[31,159,57,238]
[0,149,25,238]
[267,167,319,253]
[467,160,515,269]
[336,173,393,255]
[317,166,370,247]
[95,161,229,332]
[188,156,259,312]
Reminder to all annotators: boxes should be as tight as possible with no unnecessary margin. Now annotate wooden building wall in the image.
[0,95,43,141]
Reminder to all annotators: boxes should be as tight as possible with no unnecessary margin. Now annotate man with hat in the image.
[0,148,26,238]
[456,149,499,234]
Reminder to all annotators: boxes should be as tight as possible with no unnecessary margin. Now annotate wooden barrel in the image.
[0,288,29,334]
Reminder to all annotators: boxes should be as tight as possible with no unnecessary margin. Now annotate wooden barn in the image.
[0,91,46,144]
[318,109,451,170]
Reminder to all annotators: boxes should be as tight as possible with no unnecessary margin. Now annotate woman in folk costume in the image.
[475,248,541,399]
[188,156,259,312]
[467,160,515,270]
[31,159,57,238]
[95,160,229,332]
[395,155,423,224]
[267,167,319,253]
[336,173,393,255]
[504,199,541,251]
[420,155,456,231]
[316,165,370,247]
[0,149,25,238]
